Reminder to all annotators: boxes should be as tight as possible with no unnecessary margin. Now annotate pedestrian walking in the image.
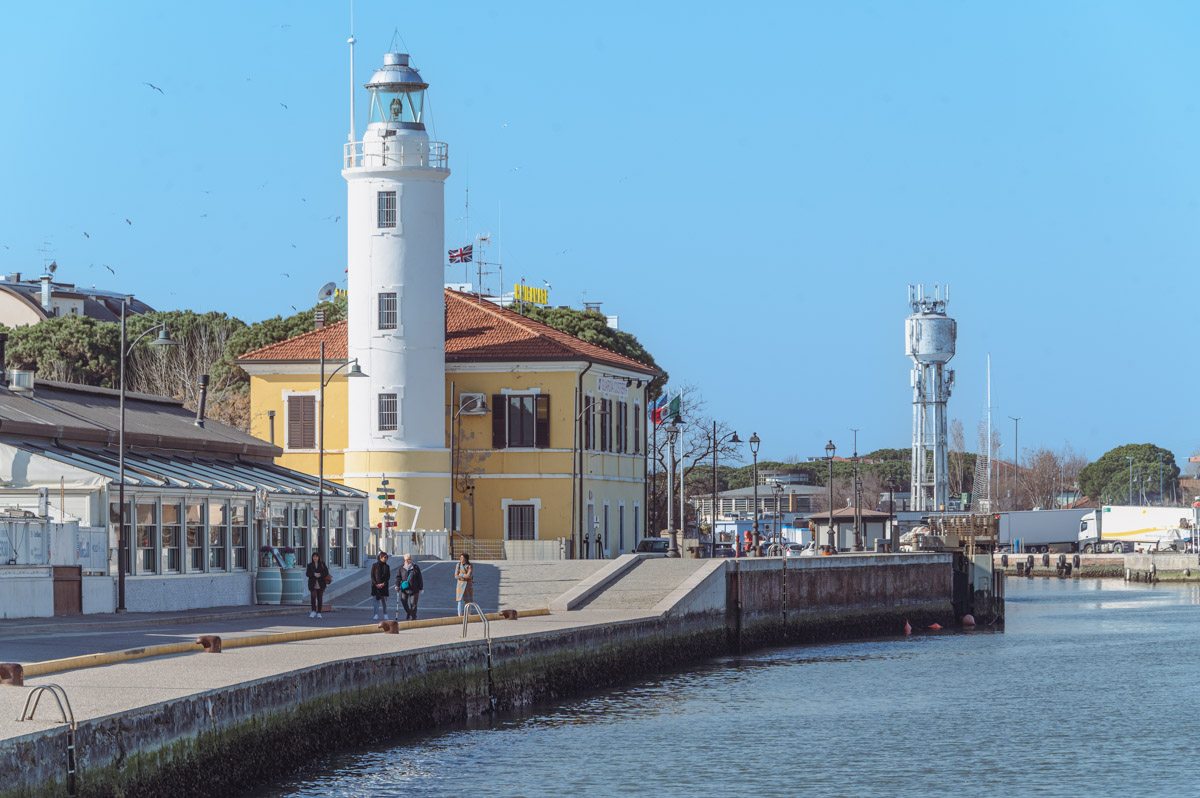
[455,553,474,616]
[394,553,424,621]
[370,551,391,620]
[305,552,330,619]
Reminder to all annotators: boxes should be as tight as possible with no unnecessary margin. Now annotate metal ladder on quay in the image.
[461,602,497,713]
[18,683,78,795]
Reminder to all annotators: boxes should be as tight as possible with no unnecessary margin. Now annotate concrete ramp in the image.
[339,560,609,616]
[575,558,712,610]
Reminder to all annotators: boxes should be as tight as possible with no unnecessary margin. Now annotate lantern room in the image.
[366,52,427,128]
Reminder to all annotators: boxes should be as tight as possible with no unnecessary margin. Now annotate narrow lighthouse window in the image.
[379,393,398,431]
[378,292,398,330]
[377,191,397,228]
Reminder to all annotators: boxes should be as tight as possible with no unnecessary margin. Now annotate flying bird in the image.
[200,214,208,218]
[83,232,90,238]
[512,167,520,171]
[290,244,296,248]
[334,216,340,222]
[279,103,288,110]
[143,82,164,94]
[104,265,115,274]
[543,280,553,289]
[280,272,290,278]
[125,219,132,225]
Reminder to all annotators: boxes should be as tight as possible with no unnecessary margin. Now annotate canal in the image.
[247,578,1200,797]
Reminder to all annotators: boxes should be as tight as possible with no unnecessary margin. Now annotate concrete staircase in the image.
[576,558,711,610]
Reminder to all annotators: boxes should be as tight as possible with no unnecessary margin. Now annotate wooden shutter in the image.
[535,394,551,449]
[633,404,641,454]
[287,396,315,449]
[492,394,507,449]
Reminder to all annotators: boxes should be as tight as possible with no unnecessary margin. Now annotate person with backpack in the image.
[394,553,424,621]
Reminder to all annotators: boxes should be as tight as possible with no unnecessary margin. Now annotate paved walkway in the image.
[577,559,710,610]
[0,608,657,744]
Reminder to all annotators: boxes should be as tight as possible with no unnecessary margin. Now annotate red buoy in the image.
[962,614,976,628]
[904,619,912,636]
[928,623,943,630]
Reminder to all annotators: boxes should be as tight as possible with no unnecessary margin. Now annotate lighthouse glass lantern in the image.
[367,53,426,127]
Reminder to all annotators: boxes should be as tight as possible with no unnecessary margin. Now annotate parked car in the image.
[634,538,670,555]
[713,545,736,558]
[783,543,811,557]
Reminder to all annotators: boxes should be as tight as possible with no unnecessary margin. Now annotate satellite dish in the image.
[316,282,337,301]
[48,261,57,274]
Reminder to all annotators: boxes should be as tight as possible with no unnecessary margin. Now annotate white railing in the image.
[343,140,448,170]
[372,529,449,560]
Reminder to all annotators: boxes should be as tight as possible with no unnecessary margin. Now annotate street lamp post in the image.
[665,421,681,557]
[710,422,741,557]
[825,440,836,551]
[773,482,784,554]
[749,433,761,556]
[318,341,366,564]
[116,303,178,612]
[851,428,862,552]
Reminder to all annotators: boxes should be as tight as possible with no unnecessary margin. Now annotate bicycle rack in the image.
[18,683,78,795]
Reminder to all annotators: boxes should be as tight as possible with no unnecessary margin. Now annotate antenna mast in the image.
[347,1,356,144]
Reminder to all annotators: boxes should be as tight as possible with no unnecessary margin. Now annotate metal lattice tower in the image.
[906,285,956,512]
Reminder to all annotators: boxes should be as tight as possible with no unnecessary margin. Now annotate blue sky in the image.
[1,2,1197,467]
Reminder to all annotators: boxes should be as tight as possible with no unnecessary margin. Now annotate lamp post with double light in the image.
[825,440,836,551]
[665,421,682,557]
[318,341,366,562]
[710,423,741,557]
[117,305,178,612]
[749,432,761,556]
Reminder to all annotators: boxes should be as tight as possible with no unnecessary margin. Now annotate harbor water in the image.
[248,579,1200,797]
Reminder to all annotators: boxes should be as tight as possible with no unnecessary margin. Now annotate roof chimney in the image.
[314,309,325,331]
[39,275,52,312]
[5,273,19,283]
[194,374,209,428]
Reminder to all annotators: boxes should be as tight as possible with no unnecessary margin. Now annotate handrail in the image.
[344,139,449,170]
[461,601,489,639]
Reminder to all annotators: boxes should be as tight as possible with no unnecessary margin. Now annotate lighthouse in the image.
[343,50,451,526]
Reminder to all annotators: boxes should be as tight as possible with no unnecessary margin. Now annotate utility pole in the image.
[851,428,862,551]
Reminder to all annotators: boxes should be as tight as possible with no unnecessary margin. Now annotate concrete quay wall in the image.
[1,556,957,798]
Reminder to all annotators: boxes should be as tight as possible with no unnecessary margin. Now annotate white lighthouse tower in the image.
[906,284,956,513]
[343,49,450,524]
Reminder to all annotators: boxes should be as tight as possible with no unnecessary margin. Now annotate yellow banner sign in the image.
[514,284,548,305]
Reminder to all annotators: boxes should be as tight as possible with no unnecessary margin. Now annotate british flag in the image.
[448,244,473,263]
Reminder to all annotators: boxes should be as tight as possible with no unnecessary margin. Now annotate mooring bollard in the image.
[0,663,23,686]
[196,635,222,653]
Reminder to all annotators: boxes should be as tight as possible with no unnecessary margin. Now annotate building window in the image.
[377,191,397,228]
[378,292,397,330]
[491,394,550,449]
[507,395,536,448]
[616,401,626,454]
[136,501,157,574]
[287,395,316,450]
[231,502,249,570]
[208,502,228,571]
[584,395,595,450]
[619,504,625,553]
[346,507,360,567]
[603,504,610,552]
[329,506,344,567]
[379,393,398,431]
[162,502,182,574]
[507,504,535,540]
[292,506,309,564]
[633,403,641,454]
[186,502,204,571]
[270,503,288,550]
[599,398,611,452]
[634,504,641,547]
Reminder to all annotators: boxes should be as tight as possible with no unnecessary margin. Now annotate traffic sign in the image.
[377,494,395,500]
[380,507,397,515]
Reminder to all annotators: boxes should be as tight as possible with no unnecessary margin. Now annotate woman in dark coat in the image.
[305,552,330,619]
[370,551,391,620]
[394,553,424,621]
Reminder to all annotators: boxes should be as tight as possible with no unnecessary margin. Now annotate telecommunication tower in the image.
[906,284,956,512]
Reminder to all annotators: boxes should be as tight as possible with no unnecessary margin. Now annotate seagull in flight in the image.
[143,82,164,94]
[82,232,89,238]
[125,218,132,225]
[543,280,553,289]
[280,103,288,110]
[104,265,115,274]
[280,272,290,278]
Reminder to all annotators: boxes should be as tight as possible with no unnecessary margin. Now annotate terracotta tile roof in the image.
[237,320,348,361]
[238,291,658,376]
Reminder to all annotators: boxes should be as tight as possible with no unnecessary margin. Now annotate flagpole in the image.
[651,406,657,536]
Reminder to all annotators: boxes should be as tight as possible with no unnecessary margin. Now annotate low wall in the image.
[0,567,53,619]
[1125,553,1200,580]
[123,572,253,613]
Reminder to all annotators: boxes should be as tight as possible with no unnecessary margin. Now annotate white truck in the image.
[1077,506,1198,553]
[997,509,1090,554]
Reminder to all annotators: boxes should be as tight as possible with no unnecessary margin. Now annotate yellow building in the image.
[238,290,659,558]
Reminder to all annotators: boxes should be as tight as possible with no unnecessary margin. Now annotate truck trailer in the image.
[1077,506,1198,553]
[997,509,1090,553]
